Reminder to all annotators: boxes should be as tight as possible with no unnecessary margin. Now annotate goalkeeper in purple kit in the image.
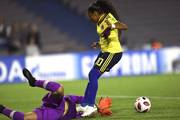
[0,68,84,120]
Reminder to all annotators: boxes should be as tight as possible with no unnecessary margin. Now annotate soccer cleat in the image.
[0,104,5,113]
[22,68,36,87]
[76,105,87,112]
[81,105,97,117]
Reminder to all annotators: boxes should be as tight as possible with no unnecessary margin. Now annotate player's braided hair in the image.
[88,0,120,20]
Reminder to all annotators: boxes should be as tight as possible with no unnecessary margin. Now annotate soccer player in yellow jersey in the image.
[77,0,128,117]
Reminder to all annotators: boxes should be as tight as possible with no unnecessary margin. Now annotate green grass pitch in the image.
[0,74,180,120]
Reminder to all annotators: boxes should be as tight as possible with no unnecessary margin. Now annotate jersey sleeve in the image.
[100,13,118,35]
[98,20,109,35]
[106,13,118,25]
[101,14,118,38]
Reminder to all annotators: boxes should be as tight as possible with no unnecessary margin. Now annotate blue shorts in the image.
[34,107,62,120]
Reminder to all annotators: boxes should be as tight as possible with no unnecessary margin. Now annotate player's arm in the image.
[112,22,128,30]
[102,21,128,39]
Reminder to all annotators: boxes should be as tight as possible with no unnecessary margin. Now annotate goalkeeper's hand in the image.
[97,97,112,116]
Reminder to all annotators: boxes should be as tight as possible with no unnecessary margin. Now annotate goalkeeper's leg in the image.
[23,68,64,96]
[0,104,37,120]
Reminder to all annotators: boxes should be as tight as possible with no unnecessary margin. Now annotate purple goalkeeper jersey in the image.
[39,92,83,120]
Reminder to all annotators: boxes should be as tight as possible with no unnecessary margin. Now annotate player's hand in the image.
[91,42,99,49]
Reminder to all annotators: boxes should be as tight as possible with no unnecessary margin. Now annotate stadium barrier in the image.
[0,47,180,84]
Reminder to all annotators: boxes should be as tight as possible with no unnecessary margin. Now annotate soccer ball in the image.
[134,96,151,113]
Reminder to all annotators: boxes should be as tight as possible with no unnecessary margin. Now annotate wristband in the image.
[111,24,116,29]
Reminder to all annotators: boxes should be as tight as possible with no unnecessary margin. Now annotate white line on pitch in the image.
[1,95,180,102]
[97,95,180,99]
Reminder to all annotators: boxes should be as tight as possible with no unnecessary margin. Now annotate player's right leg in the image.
[0,104,37,120]
[23,68,64,96]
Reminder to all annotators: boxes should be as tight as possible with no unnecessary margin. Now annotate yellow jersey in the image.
[97,13,123,53]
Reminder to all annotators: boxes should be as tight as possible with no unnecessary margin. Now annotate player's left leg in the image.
[76,67,101,117]
[80,52,122,117]
[0,104,37,120]
[79,52,104,109]
[81,68,102,106]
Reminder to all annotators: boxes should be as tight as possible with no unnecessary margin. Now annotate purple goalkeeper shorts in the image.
[34,107,63,120]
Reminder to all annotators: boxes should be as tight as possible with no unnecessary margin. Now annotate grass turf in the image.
[0,74,180,120]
